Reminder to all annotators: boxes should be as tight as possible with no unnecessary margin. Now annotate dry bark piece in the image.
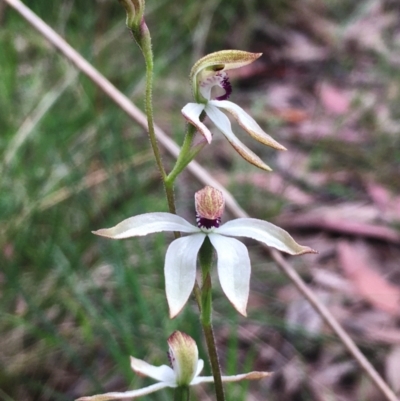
[319,82,350,115]
[278,211,400,244]
[337,240,400,316]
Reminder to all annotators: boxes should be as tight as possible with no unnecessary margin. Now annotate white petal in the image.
[130,357,176,384]
[192,371,272,385]
[181,103,212,143]
[75,382,171,401]
[215,218,316,255]
[165,234,206,318]
[93,212,199,239]
[211,100,286,150]
[188,359,204,385]
[208,234,250,316]
[194,359,204,378]
[204,103,272,171]
[191,376,214,385]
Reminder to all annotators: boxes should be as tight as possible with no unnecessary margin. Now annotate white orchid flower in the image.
[181,50,286,171]
[93,186,315,318]
[76,331,272,401]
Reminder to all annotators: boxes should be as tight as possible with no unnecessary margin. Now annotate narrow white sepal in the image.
[165,233,206,318]
[75,382,171,401]
[181,103,213,143]
[215,218,315,255]
[211,100,286,150]
[204,102,239,143]
[192,371,273,385]
[204,103,272,171]
[130,357,175,384]
[93,212,199,239]
[194,359,204,378]
[208,234,250,316]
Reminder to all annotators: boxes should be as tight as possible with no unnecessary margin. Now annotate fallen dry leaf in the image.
[233,172,313,205]
[341,1,394,56]
[277,204,400,244]
[283,32,329,63]
[319,82,350,115]
[366,181,400,223]
[286,295,326,336]
[311,268,353,294]
[293,118,365,142]
[365,327,400,345]
[281,357,306,395]
[272,108,309,124]
[266,83,314,122]
[337,240,400,316]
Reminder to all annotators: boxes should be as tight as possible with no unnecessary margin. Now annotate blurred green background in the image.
[1,1,400,400]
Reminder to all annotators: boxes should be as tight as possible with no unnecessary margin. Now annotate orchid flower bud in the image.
[167,331,199,386]
[118,0,145,32]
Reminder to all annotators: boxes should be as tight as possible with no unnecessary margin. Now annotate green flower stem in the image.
[165,122,205,217]
[202,323,225,401]
[135,20,167,183]
[134,18,224,401]
[165,178,178,215]
[174,385,190,401]
[136,22,204,218]
[164,123,198,219]
[166,110,207,186]
[199,238,226,401]
[136,19,207,212]
[134,20,180,218]
[165,124,197,185]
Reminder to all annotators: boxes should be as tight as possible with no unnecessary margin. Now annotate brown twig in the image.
[5,1,398,400]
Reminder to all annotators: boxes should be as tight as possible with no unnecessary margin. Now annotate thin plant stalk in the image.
[137,22,166,181]
[133,20,182,216]
[174,386,190,401]
[136,18,203,215]
[199,238,226,401]
[133,12,225,401]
